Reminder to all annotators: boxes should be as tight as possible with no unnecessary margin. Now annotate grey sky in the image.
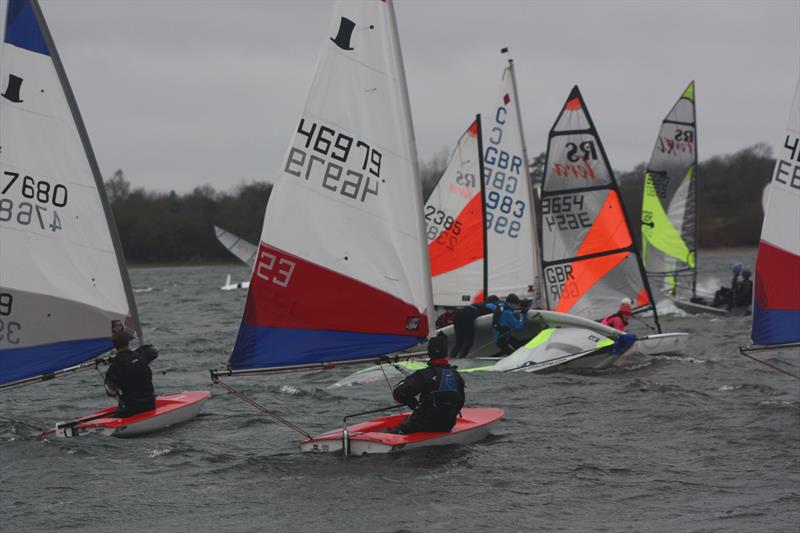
[5,0,799,192]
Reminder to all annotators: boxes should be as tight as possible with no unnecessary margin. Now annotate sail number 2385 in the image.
[256,252,296,288]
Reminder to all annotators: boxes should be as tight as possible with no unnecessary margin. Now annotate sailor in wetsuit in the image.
[104,331,160,417]
[391,333,465,434]
[492,293,528,355]
[601,298,633,332]
[728,269,753,313]
[450,295,499,359]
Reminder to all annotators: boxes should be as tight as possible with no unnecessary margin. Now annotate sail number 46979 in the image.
[284,119,382,203]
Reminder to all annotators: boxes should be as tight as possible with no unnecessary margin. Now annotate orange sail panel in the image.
[425,117,487,307]
[429,193,485,277]
[540,86,659,329]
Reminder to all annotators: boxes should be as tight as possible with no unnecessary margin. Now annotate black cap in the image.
[427,332,448,359]
[506,293,520,305]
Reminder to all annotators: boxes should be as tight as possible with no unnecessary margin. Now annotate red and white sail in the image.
[426,117,487,307]
[750,79,800,346]
[231,0,432,370]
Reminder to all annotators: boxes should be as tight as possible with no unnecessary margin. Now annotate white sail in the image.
[425,117,486,307]
[229,0,432,370]
[0,0,138,385]
[214,225,257,266]
[483,63,539,302]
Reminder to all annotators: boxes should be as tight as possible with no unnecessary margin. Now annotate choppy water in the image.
[2,250,798,532]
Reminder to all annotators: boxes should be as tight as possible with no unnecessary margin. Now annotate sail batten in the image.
[539,86,658,329]
[229,0,431,371]
[0,0,139,386]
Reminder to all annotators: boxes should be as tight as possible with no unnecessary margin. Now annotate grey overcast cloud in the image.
[3,0,799,192]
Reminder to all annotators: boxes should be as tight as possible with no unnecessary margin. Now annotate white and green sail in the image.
[640,82,698,295]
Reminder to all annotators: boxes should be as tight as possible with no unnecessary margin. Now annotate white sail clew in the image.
[482,62,540,303]
[214,225,257,267]
[229,0,433,371]
[0,0,139,386]
[425,117,487,307]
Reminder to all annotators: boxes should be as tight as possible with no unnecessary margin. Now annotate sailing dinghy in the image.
[39,391,211,438]
[214,225,255,290]
[210,0,502,455]
[639,82,723,315]
[0,0,208,434]
[739,80,800,379]
[491,86,688,373]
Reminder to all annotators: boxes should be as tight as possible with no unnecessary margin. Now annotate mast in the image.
[29,0,141,342]
[691,81,698,300]
[476,113,489,301]
[387,0,434,333]
[504,50,543,308]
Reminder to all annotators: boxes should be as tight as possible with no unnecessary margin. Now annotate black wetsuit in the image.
[451,304,493,358]
[731,278,753,308]
[392,362,465,434]
[105,345,159,417]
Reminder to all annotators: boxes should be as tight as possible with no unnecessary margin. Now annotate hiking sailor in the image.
[601,298,634,332]
[104,330,160,417]
[492,293,528,355]
[391,333,465,434]
[451,295,499,359]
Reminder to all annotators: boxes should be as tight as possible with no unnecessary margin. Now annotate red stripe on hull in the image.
[243,243,428,337]
[755,240,800,311]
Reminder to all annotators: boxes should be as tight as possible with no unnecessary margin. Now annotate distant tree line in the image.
[107,144,773,264]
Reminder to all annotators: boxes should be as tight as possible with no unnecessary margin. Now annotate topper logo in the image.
[565,141,598,162]
[331,17,356,50]
[1,74,24,103]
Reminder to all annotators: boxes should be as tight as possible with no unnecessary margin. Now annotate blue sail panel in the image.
[4,0,49,55]
[0,337,111,385]
[230,323,420,370]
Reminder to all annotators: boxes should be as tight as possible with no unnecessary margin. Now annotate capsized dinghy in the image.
[40,391,211,438]
[215,226,256,290]
[300,407,503,455]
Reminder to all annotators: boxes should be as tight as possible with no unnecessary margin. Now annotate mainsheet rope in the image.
[211,375,312,439]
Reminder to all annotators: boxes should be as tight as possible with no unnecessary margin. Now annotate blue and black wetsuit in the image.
[392,361,466,434]
[492,303,527,355]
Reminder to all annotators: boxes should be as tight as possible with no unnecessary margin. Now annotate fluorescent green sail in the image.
[641,172,695,268]
[682,81,695,102]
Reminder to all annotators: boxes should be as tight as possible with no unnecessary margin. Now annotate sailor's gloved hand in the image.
[406,398,419,410]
